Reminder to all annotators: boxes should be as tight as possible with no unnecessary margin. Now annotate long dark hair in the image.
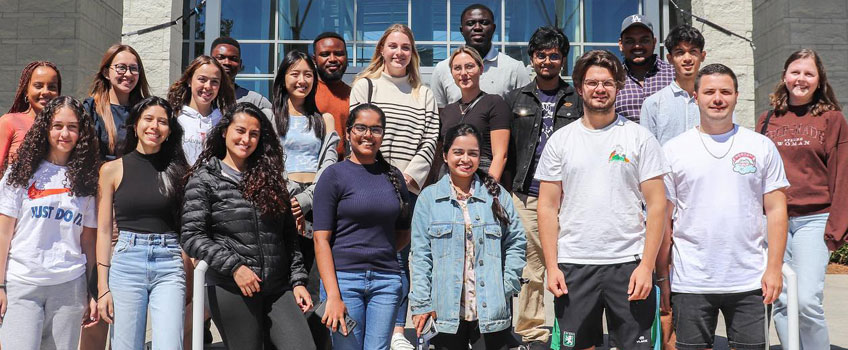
[347,103,408,218]
[122,96,189,205]
[271,50,324,139]
[167,55,235,115]
[88,44,151,154]
[6,96,99,197]
[769,49,841,117]
[442,123,508,226]
[189,102,291,217]
[8,61,62,114]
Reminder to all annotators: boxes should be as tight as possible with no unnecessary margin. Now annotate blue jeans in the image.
[321,270,403,350]
[109,232,186,350]
[774,213,830,350]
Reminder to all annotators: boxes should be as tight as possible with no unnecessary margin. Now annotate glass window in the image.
[449,0,500,42]
[504,0,579,43]
[240,43,275,75]
[279,0,354,41]
[417,44,448,67]
[182,0,206,41]
[411,0,447,42]
[584,0,639,43]
[356,0,408,41]
[356,45,376,66]
[221,0,274,39]
[235,78,272,100]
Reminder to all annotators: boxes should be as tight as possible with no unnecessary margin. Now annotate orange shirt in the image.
[0,112,35,169]
[315,79,351,159]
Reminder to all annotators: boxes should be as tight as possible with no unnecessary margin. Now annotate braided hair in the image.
[8,61,61,114]
[348,103,409,218]
[443,123,508,226]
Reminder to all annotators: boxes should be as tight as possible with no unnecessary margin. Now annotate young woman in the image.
[313,104,410,350]
[168,55,235,165]
[181,102,314,350]
[96,96,190,349]
[348,24,438,348]
[0,96,100,349]
[0,61,61,172]
[757,49,847,349]
[84,44,151,161]
[409,124,525,350]
[438,47,510,181]
[271,50,338,239]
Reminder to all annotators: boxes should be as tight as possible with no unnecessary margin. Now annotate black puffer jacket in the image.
[181,158,308,292]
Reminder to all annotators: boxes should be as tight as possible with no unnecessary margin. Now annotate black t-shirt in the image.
[440,92,511,169]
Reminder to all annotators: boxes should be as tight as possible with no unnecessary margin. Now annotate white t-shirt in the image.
[663,125,789,293]
[178,105,223,165]
[535,115,669,264]
[0,161,97,286]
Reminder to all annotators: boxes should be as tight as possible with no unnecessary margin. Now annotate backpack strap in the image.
[759,109,775,135]
[365,77,373,103]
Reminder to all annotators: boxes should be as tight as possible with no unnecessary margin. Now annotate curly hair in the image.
[168,55,235,115]
[122,96,189,207]
[8,61,62,114]
[6,96,100,197]
[188,102,291,217]
[769,49,841,117]
[442,123,508,226]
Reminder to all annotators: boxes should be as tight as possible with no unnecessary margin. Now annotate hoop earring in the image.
[24,96,28,104]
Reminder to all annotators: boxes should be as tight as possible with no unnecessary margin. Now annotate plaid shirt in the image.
[615,56,675,123]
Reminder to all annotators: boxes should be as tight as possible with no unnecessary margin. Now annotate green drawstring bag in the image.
[550,318,561,350]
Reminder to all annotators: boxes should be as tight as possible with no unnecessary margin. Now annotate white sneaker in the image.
[391,332,415,350]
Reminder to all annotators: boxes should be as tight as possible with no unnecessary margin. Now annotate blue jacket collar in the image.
[433,173,487,202]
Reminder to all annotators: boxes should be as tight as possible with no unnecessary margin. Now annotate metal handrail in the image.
[780,264,800,350]
[192,260,209,350]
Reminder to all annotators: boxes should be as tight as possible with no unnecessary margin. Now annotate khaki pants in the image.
[512,193,549,343]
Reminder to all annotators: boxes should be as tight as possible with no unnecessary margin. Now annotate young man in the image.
[430,4,530,111]
[661,64,788,350]
[615,14,675,123]
[640,25,706,145]
[312,32,351,159]
[536,50,668,350]
[210,36,273,118]
[504,25,581,350]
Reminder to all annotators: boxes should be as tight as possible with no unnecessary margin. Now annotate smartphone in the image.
[417,317,438,350]
[313,300,357,336]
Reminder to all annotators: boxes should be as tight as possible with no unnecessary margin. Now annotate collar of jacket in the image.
[198,156,239,185]
[519,78,575,100]
[432,173,488,202]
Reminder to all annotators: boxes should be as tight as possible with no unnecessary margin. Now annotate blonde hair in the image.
[449,45,484,69]
[354,24,423,99]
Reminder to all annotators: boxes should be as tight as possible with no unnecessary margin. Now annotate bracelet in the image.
[98,290,111,300]
[97,262,111,268]
[656,276,669,283]
[0,283,5,289]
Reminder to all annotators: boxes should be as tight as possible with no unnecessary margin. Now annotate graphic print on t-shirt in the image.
[608,145,630,163]
[28,182,71,199]
[764,124,825,147]
[732,152,756,175]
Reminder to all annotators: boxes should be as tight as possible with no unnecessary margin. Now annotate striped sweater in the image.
[350,72,439,193]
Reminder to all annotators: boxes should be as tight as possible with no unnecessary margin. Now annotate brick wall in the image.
[121,0,183,97]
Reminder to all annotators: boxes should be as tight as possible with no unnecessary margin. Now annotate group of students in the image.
[0,3,844,350]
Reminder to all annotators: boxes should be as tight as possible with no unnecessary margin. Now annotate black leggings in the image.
[430,320,513,350]
[207,286,316,350]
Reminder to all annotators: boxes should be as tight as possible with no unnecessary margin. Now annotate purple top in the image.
[614,56,675,123]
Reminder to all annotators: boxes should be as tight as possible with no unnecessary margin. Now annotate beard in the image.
[318,66,346,82]
[584,96,615,113]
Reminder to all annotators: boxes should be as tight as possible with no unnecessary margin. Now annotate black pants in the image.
[430,320,513,350]
[207,286,316,350]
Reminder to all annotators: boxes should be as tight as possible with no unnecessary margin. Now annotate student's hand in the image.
[322,296,349,336]
[628,263,653,301]
[97,291,114,324]
[293,285,313,313]
[82,296,99,328]
[403,173,418,191]
[233,265,262,297]
[546,268,568,297]
[761,266,783,304]
[291,198,303,221]
[0,288,7,325]
[658,278,671,313]
[412,311,436,337]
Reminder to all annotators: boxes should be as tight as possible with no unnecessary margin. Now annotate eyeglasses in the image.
[350,124,385,136]
[583,79,617,89]
[111,64,140,75]
[533,52,562,62]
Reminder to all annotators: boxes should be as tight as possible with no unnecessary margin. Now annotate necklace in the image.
[697,126,736,159]
[459,91,484,116]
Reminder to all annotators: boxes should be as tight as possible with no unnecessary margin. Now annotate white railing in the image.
[192,260,209,350]
[779,264,800,350]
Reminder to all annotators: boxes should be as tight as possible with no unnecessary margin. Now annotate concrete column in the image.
[122,0,184,97]
[753,0,848,115]
[690,0,756,128]
[0,0,122,111]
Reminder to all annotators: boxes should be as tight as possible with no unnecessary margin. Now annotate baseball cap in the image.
[621,14,654,36]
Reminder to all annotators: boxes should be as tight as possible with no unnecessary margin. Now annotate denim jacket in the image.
[409,174,526,334]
